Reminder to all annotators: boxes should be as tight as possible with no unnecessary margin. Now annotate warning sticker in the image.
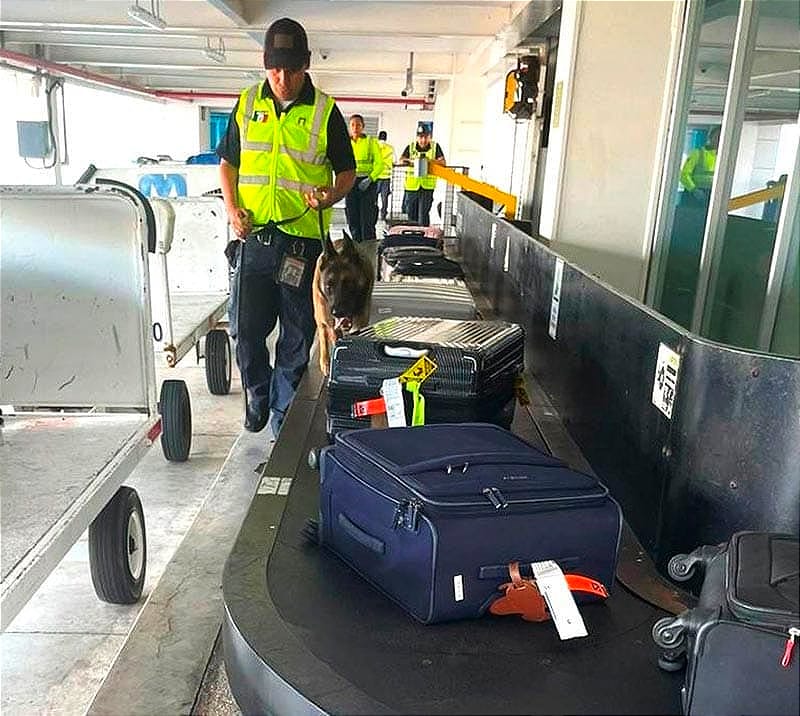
[548,258,564,340]
[652,343,681,419]
[399,355,437,384]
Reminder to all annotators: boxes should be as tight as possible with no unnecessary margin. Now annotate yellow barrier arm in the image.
[427,163,518,220]
[728,182,785,211]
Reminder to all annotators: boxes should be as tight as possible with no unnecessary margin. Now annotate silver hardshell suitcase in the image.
[369,281,477,323]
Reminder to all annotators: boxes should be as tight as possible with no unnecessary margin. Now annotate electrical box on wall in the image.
[17,121,51,159]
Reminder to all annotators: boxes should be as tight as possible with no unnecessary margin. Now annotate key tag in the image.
[489,562,549,622]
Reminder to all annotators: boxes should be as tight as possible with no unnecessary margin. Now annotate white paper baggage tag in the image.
[381,378,407,427]
[531,560,588,640]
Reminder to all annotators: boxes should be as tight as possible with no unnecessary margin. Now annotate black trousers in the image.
[376,178,391,220]
[404,188,434,225]
[228,231,321,434]
[345,178,378,241]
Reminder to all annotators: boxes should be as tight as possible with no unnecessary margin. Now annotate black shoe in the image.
[244,408,268,433]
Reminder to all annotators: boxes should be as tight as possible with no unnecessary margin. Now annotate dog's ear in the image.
[340,230,358,256]
[322,231,337,259]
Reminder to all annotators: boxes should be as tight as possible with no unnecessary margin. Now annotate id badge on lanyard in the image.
[278,240,307,288]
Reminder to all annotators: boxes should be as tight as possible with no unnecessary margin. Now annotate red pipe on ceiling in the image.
[0,50,433,108]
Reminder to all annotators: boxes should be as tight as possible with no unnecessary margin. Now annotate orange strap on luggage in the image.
[489,561,608,622]
[352,397,386,418]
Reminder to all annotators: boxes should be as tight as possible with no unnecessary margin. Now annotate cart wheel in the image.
[668,553,694,582]
[160,379,192,462]
[89,486,146,604]
[657,654,686,672]
[205,329,232,395]
[308,447,320,470]
[652,617,685,649]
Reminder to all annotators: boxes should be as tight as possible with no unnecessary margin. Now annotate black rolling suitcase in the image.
[370,281,477,322]
[379,246,444,282]
[381,249,464,282]
[326,317,523,437]
[653,531,799,715]
[377,227,444,281]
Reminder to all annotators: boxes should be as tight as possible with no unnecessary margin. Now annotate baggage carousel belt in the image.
[223,371,683,715]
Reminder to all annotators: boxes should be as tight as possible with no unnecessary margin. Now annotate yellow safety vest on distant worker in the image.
[405,141,439,191]
[235,82,335,239]
[680,148,717,192]
[378,141,395,180]
[351,135,384,181]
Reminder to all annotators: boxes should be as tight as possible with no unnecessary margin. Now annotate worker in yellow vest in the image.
[680,126,720,207]
[400,125,446,225]
[345,114,385,243]
[217,18,355,435]
[376,130,395,221]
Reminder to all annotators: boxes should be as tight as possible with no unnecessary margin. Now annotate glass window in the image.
[770,209,799,356]
[702,0,800,349]
[652,0,738,328]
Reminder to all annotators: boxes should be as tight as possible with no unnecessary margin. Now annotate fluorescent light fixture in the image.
[203,37,226,65]
[127,2,167,31]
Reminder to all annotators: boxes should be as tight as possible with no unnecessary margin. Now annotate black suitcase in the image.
[377,229,443,281]
[653,531,799,715]
[379,246,444,282]
[326,317,523,437]
[382,251,464,282]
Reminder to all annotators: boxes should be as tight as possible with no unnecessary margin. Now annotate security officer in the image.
[376,130,395,221]
[400,125,445,225]
[680,126,720,207]
[217,17,356,435]
[345,114,385,242]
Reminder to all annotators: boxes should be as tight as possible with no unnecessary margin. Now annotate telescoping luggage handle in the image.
[386,449,565,476]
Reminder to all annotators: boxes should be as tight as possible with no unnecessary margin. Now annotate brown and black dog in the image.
[312,231,374,376]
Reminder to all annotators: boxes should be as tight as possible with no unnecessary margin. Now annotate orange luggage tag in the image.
[489,561,608,622]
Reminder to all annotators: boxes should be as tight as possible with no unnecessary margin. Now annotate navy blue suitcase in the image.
[319,423,622,624]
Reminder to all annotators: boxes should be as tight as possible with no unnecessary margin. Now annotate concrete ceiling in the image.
[0,0,530,102]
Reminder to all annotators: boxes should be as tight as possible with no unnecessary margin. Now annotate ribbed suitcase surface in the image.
[327,318,523,436]
[370,282,477,322]
[319,423,623,624]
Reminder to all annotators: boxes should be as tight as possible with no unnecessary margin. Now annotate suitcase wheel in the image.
[657,654,686,672]
[308,447,320,470]
[667,553,695,581]
[652,616,685,649]
[302,518,320,545]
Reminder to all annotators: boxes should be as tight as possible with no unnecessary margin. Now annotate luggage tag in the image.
[531,560,588,640]
[381,378,407,427]
[278,240,307,288]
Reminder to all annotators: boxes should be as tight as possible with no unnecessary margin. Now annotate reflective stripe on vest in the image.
[404,141,438,191]
[236,82,335,238]
[351,136,376,176]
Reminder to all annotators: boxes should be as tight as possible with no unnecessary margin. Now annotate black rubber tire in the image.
[657,655,686,672]
[668,553,694,582]
[160,379,192,462]
[88,486,146,604]
[205,329,232,395]
[308,448,319,470]
[652,617,684,649]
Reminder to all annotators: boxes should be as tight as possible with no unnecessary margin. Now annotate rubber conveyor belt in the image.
[222,364,683,715]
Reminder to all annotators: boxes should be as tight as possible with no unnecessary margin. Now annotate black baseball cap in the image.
[263,18,311,70]
[416,125,430,136]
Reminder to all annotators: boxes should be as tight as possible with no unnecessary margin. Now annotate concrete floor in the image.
[1,351,255,716]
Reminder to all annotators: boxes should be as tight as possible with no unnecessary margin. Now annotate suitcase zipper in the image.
[482,487,508,509]
[781,626,800,668]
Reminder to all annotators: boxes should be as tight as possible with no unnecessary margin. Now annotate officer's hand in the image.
[357,177,372,192]
[305,186,334,211]
[228,207,252,240]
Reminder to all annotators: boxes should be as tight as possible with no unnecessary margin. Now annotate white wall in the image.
[540,0,682,299]
[0,69,201,185]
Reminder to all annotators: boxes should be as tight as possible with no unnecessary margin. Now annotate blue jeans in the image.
[376,178,391,220]
[228,229,321,435]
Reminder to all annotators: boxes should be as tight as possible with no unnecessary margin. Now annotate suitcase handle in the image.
[393,450,565,475]
[383,345,429,358]
[337,513,385,555]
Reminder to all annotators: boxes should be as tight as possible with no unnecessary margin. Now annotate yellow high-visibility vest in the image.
[680,148,717,192]
[404,141,438,191]
[235,82,335,238]
[378,141,395,180]
[351,135,383,180]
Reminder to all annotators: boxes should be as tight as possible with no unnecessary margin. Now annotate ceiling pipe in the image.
[154,89,432,106]
[0,47,186,101]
